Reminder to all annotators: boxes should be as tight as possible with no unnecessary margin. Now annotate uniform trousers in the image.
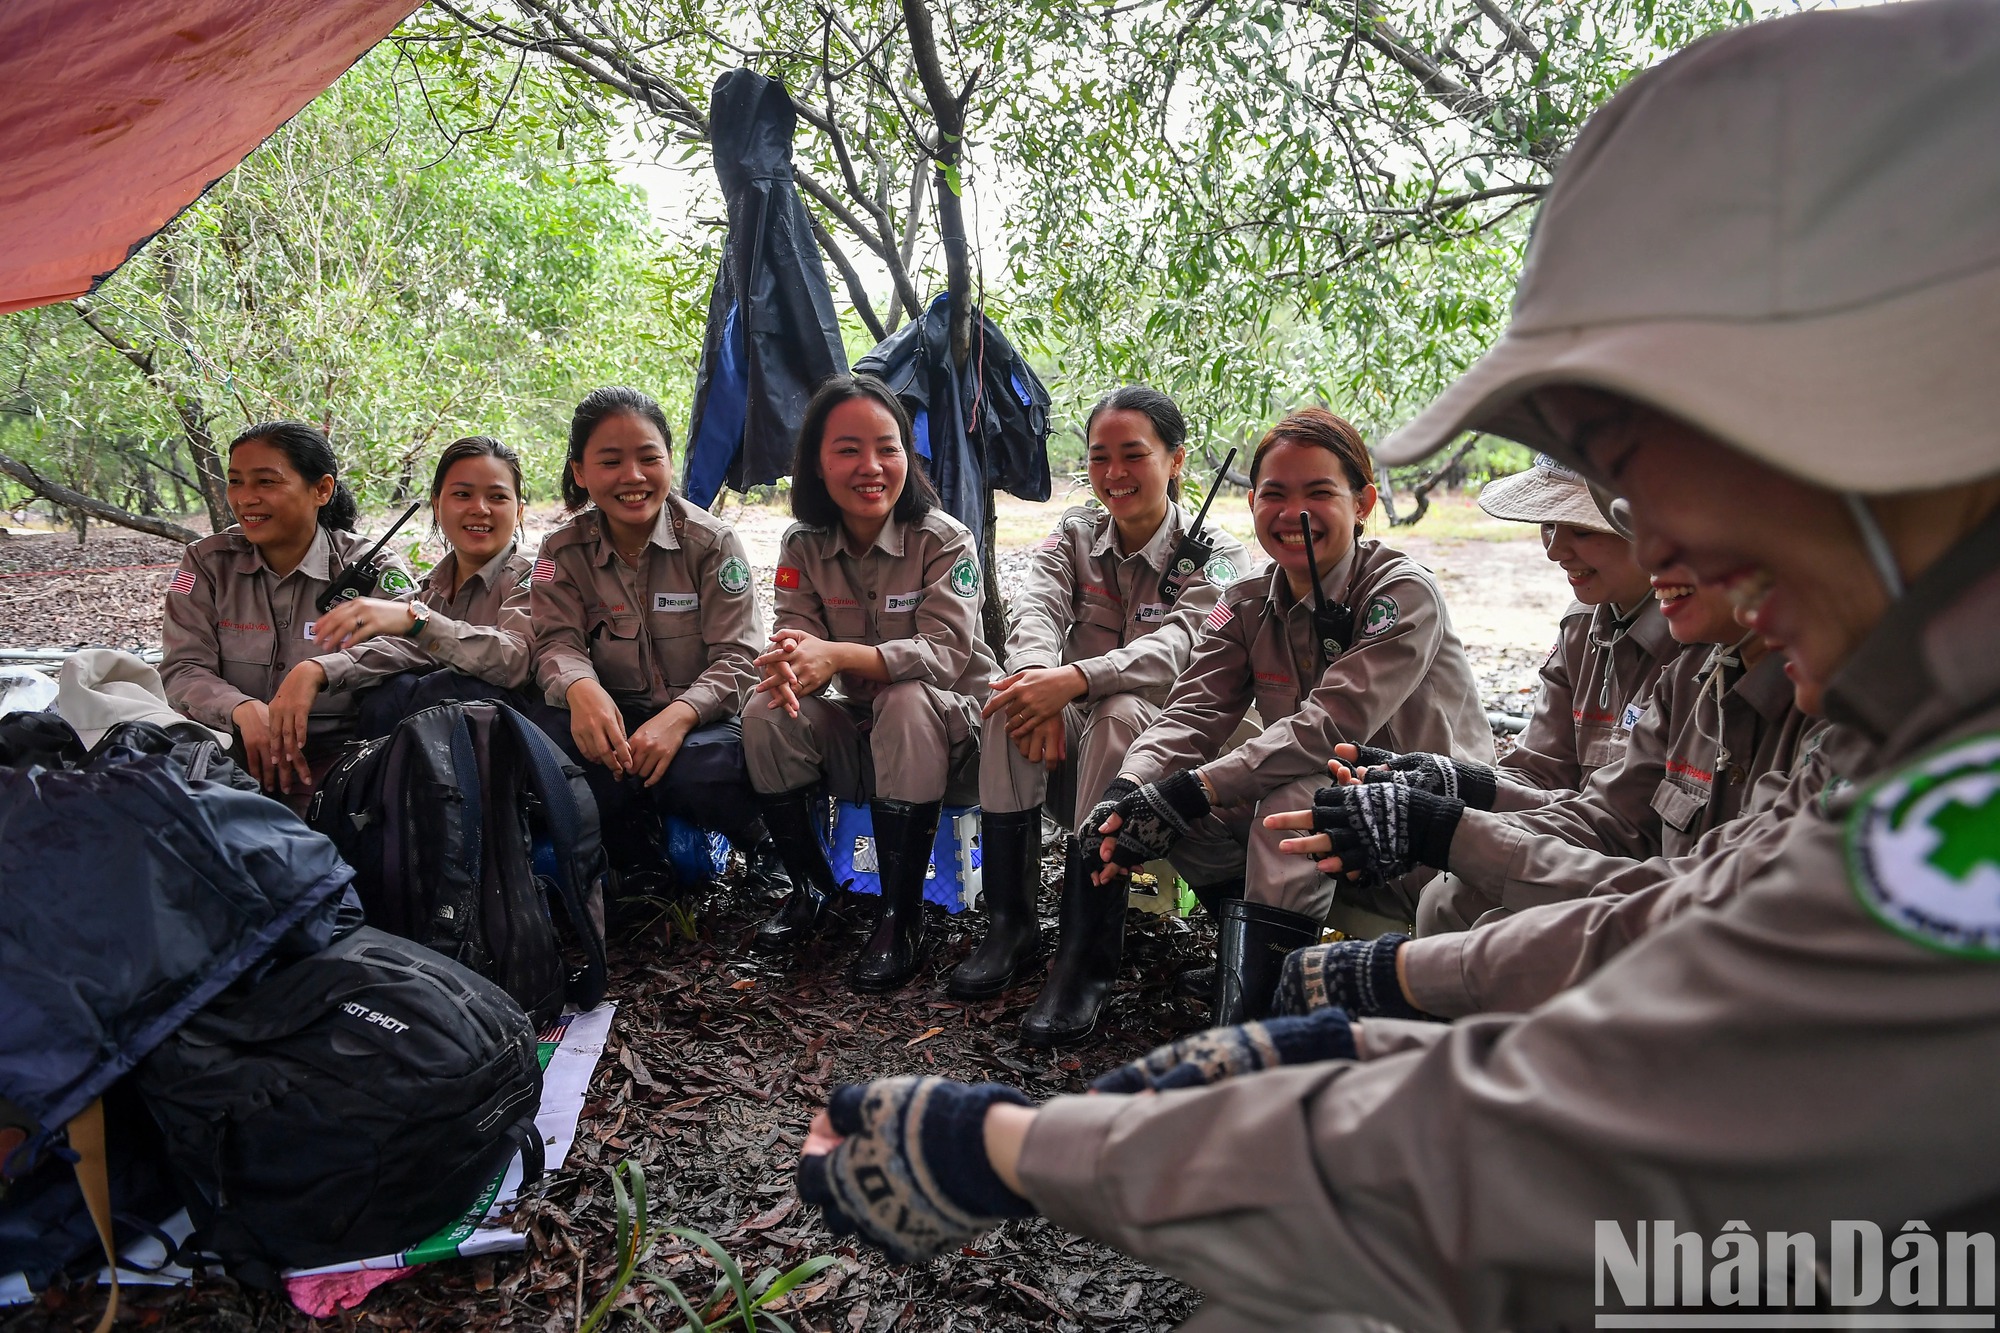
[742,680,978,804]
[521,697,757,870]
[979,691,1246,886]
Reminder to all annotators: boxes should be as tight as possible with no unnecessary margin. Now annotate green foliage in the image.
[580,1159,838,1333]
[0,40,710,518]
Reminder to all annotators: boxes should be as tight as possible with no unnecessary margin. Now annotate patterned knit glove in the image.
[1272,935,1432,1019]
[1089,1008,1357,1093]
[1313,782,1464,882]
[797,1078,1036,1264]
[1362,751,1498,811]
[1103,770,1211,870]
[1081,777,1139,843]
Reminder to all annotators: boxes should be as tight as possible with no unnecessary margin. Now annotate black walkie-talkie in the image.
[1158,447,1238,607]
[315,501,422,613]
[1299,510,1355,664]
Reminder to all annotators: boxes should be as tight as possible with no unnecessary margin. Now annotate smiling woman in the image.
[739,374,1001,994]
[159,420,415,801]
[525,386,788,903]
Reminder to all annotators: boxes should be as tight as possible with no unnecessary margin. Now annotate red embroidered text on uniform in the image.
[532,557,556,584]
[775,566,801,589]
[1204,601,1234,631]
[168,568,196,596]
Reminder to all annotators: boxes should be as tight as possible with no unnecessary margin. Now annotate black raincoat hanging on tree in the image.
[854,293,1052,551]
[683,69,849,507]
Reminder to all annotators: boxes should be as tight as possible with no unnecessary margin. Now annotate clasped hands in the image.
[981,665,1088,769]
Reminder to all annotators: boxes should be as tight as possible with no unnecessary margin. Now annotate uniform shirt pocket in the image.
[823,604,870,643]
[591,614,649,694]
[1072,595,1126,657]
[1649,777,1709,833]
[1579,722,1629,769]
[649,604,707,688]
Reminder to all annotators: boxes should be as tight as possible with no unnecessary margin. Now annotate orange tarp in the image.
[0,0,422,315]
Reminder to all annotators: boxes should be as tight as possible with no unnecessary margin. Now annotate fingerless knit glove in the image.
[1089,1008,1357,1093]
[1272,935,1433,1020]
[797,1078,1035,1264]
[1312,781,1464,882]
[1362,751,1498,811]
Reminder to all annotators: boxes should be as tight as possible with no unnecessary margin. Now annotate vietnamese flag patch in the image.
[775,566,801,590]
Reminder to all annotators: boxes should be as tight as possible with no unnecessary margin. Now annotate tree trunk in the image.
[0,448,200,543]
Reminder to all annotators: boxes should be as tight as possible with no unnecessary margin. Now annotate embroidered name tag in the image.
[654,592,699,613]
[1137,602,1168,623]
[1620,701,1645,732]
[302,622,317,641]
[885,591,923,614]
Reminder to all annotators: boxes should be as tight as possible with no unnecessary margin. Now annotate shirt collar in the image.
[245,525,339,582]
[1088,504,1184,572]
[431,541,518,598]
[1265,541,1358,611]
[822,512,907,560]
[590,505,678,567]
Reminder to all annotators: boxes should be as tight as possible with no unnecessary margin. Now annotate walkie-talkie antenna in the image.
[1156,447,1239,606]
[354,501,422,572]
[1300,510,1325,612]
[1186,447,1236,538]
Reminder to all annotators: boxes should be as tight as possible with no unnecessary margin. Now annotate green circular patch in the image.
[1359,593,1399,639]
[949,556,979,598]
[717,555,751,595]
[1204,554,1238,584]
[1848,732,2000,958]
[378,567,414,594]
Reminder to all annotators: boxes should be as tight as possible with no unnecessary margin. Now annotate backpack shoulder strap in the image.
[68,1098,118,1333]
[493,703,607,1010]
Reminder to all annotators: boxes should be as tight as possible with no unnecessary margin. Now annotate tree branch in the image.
[1472,0,1541,63]
[0,449,199,543]
[809,213,887,343]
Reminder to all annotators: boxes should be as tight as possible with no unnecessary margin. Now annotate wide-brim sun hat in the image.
[1477,455,1618,533]
[1378,0,2000,494]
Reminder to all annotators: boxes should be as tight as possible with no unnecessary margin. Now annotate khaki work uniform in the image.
[333,543,534,692]
[742,511,999,804]
[531,499,760,721]
[1421,639,1813,932]
[1403,721,1853,1017]
[982,503,1257,884]
[529,500,763,863]
[161,525,415,748]
[1121,539,1493,921]
[1493,598,1676,811]
[1014,503,2000,1333]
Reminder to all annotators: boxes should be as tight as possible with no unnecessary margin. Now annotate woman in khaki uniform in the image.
[1475,454,1675,806]
[794,15,2000,1325]
[162,420,415,797]
[266,436,535,738]
[526,387,783,895]
[741,373,999,993]
[1088,406,1492,1022]
[951,385,1256,1045]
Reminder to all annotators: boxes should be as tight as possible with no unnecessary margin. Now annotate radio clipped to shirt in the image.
[315,502,422,613]
[1158,447,1236,609]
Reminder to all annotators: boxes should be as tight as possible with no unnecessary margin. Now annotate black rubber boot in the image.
[1173,877,1244,1001]
[848,798,941,993]
[738,827,795,899]
[750,789,840,953]
[947,809,1045,999]
[1211,898,1321,1026]
[1020,838,1125,1047]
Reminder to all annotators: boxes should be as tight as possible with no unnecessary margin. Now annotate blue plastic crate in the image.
[826,802,982,913]
[661,816,731,885]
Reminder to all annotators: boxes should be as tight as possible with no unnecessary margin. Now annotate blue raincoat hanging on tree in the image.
[683,69,849,507]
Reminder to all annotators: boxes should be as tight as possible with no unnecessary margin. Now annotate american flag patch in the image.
[775,566,801,590]
[531,557,556,585]
[1036,533,1063,551]
[1204,600,1234,632]
[168,567,196,596]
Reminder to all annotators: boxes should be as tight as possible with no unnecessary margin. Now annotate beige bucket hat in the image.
[1477,455,1618,532]
[1378,0,2000,493]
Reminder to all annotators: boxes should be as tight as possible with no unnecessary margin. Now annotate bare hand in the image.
[982,666,1086,730]
[1012,714,1067,769]
[755,629,839,705]
[311,596,416,651]
[231,699,276,789]
[629,701,697,788]
[566,678,633,778]
[264,663,324,793]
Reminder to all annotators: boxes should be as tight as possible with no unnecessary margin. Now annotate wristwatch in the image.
[407,602,433,638]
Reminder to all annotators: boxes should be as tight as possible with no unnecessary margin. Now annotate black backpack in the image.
[136,926,545,1287]
[310,699,609,1025]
